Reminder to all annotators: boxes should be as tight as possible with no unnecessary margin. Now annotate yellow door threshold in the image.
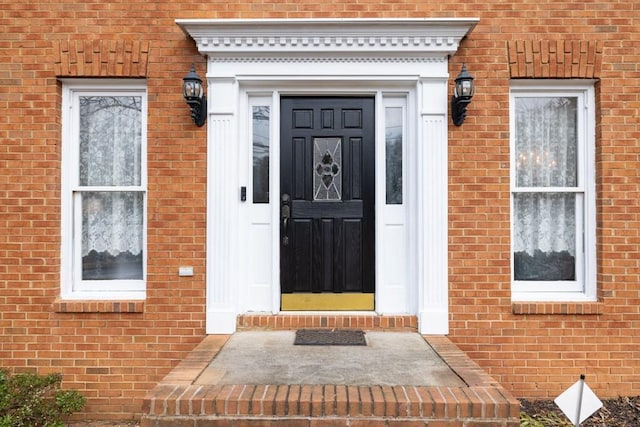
[281,293,374,311]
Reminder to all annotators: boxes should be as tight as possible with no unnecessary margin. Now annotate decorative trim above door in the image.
[176,18,478,335]
[177,18,478,56]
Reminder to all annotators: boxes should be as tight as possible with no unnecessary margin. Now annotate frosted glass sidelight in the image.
[252,106,270,203]
[385,107,403,204]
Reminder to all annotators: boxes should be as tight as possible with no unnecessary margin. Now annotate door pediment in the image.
[176,18,478,57]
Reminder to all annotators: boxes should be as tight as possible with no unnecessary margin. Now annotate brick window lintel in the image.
[53,39,150,78]
[507,40,602,79]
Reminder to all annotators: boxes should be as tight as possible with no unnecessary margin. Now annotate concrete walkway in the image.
[195,331,466,387]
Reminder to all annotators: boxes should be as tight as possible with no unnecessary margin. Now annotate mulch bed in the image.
[520,396,640,426]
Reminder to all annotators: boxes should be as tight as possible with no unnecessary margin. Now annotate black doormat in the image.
[294,329,366,346]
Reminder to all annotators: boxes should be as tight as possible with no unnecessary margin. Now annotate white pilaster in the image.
[418,78,449,335]
[206,77,238,334]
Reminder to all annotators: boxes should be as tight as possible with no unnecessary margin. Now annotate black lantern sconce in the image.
[451,64,474,126]
[183,64,207,127]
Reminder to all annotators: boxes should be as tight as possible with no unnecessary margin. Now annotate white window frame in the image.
[60,79,147,300]
[510,80,596,302]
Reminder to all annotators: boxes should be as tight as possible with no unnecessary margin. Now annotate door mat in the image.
[294,329,366,346]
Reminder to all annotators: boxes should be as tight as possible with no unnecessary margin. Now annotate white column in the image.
[418,77,449,334]
[206,76,238,334]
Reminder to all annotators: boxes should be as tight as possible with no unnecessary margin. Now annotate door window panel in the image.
[313,137,342,201]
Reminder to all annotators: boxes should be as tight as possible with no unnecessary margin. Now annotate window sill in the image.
[53,298,144,313]
[512,301,603,315]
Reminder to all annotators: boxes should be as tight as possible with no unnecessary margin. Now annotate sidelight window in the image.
[385,106,403,204]
[252,105,270,203]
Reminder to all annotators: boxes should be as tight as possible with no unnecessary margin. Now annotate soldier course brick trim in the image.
[507,40,602,79]
[53,40,150,77]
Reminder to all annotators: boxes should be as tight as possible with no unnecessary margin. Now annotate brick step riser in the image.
[142,384,519,425]
[142,416,520,426]
[236,314,419,331]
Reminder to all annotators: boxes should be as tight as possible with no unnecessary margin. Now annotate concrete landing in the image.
[141,314,520,426]
[195,331,466,387]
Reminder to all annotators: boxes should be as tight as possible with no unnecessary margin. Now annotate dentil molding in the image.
[176,19,478,56]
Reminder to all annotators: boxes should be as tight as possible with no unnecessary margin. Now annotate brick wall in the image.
[446,1,640,400]
[1,0,638,420]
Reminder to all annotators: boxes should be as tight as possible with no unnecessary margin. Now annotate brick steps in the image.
[141,315,520,427]
[142,383,518,426]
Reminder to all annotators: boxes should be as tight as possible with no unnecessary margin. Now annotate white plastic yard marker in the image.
[554,375,603,426]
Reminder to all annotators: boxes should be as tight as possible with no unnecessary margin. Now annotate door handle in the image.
[281,193,291,246]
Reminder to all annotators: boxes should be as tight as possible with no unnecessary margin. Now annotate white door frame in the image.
[176,18,478,334]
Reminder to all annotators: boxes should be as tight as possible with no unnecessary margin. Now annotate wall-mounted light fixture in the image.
[451,64,474,126]
[182,64,207,127]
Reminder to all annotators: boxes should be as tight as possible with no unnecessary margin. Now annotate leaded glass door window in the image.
[313,137,342,201]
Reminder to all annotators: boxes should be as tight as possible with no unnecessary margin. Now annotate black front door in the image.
[280,97,375,309]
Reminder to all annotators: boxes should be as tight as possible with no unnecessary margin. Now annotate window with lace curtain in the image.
[61,81,147,299]
[510,82,596,301]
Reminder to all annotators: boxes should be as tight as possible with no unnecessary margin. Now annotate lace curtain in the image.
[513,97,577,281]
[79,96,143,280]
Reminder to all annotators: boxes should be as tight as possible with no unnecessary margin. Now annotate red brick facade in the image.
[2,0,639,420]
